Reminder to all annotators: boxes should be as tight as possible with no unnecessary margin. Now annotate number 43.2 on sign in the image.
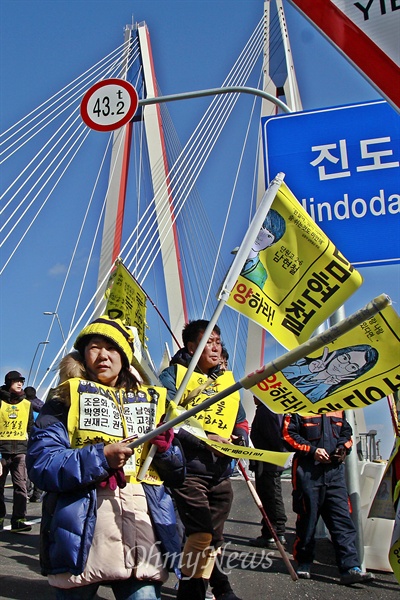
[80,78,139,132]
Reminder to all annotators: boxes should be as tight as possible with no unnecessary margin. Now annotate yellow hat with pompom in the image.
[74,315,134,367]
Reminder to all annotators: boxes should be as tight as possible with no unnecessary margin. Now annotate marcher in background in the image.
[0,370,33,532]
[282,411,374,585]
[27,315,184,600]
[24,386,44,502]
[24,386,44,419]
[160,319,248,600]
[249,398,287,548]
[220,346,229,372]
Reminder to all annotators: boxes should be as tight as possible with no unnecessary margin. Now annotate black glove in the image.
[232,434,246,447]
[330,446,347,464]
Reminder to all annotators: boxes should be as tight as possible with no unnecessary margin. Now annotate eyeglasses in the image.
[12,378,25,383]
[336,354,359,373]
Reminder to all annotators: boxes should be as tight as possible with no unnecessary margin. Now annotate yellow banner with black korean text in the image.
[202,439,292,467]
[250,304,400,415]
[167,401,292,467]
[66,378,166,484]
[227,182,362,349]
[105,260,147,346]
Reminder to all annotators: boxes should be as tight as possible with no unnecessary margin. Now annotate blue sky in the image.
[1,0,398,458]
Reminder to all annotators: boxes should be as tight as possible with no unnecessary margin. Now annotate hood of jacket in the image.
[44,351,87,410]
[58,351,87,383]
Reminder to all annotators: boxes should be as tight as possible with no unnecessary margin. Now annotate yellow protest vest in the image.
[175,365,240,437]
[64,378,166,484]
[0,398,31,440]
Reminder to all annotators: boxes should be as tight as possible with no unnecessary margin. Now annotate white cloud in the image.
[48,263,67,276]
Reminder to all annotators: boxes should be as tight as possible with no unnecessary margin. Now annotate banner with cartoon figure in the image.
[105,260,147,346]
[227,182,362,349]
[250,304,400,415]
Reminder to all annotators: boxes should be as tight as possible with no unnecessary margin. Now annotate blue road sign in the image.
[262,100,399,267]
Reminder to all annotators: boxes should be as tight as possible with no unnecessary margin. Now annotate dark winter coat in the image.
[250,402,286,473]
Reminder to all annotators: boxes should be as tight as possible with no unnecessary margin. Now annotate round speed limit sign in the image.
[80,79,139,132]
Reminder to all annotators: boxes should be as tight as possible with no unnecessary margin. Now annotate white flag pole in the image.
[136,173,285,479]
[170,171,286,406]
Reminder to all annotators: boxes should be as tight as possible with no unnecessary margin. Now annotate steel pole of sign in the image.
[138,85,292,113]
[329,306,365,569]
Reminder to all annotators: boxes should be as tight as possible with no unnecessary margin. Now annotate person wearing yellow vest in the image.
[0,370,33,532]
[27,315,185,600]
[159,319,248,600]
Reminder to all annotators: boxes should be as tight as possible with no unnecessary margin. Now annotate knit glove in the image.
[152,427,174,453]
[99,467,127,490]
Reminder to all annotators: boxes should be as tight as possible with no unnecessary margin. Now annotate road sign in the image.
[262,101,400,267]
[287,0,400,112]
[80,79,139,131]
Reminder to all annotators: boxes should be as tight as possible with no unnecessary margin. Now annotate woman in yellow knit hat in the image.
[27,315,185,600]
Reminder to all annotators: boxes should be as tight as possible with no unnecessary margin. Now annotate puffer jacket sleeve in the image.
[143,483,182,576]
[233,400,249,445]
[159,365,177,400]
[27,420,110,493]
[152,438,186,488]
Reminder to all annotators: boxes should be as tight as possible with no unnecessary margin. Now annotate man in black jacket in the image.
[160,320,247,600]
[0,371,33,532]
[249,398,287,548]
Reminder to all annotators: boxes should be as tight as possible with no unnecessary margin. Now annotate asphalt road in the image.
[0,475,398,600]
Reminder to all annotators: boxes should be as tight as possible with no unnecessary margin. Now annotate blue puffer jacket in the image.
[27,418,184,576]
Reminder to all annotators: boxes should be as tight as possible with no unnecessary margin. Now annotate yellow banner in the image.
[167,401,291,467]
[250,304,400,415]
[227,182,362,349]
[368,463,396,520]
[105,260,147,346]
[0,399,30,440]
[66,378,166,484]
[202,438,292,467]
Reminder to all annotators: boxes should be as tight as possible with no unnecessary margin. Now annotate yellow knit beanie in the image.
[74,315,134,367]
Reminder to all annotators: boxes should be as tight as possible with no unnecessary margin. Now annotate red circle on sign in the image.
[80,78,139,132]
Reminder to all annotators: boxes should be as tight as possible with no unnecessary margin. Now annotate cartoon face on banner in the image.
[241,209,286,290]
[250,305,400,415]
[227,182,363,350]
